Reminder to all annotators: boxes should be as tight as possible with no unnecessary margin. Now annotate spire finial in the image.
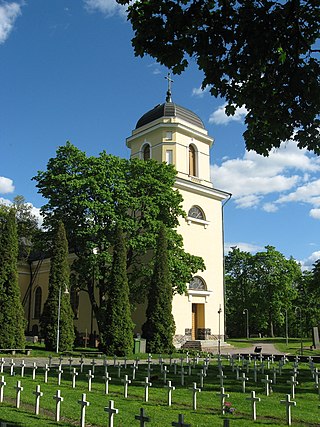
[165,72,173,102]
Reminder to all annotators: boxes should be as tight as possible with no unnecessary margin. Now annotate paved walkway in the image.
[222,342,285,355]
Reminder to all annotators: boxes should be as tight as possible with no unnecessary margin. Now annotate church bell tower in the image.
[126,78,230,349]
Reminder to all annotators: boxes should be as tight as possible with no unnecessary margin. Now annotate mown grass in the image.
[0,353,320,426]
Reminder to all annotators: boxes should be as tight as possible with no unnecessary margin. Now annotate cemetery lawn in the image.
[1,356,320,426]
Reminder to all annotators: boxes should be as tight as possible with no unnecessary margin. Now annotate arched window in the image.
[34,287,42,319]
[189,276,207,291]
[188,205,205,220]
[143,144,151,160]
[189,144,197,176]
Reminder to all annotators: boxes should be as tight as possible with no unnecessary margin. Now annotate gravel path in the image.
[224,342,285,355]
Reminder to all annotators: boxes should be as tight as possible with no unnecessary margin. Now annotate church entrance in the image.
[191,303,205,340]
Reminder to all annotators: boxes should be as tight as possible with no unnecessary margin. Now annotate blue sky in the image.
[0,0,319,269]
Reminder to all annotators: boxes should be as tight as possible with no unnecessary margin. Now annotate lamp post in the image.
[56,284,69,354]
[243,309,249,340]
[285,309,288,347]
[218,305,222,356]
[295,307,303,355]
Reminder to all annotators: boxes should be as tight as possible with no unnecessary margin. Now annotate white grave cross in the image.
[53,389,64,422]
[287,376,298,399]
[78,393,90,427]
[190,382,201,410]
[144,377,152,402]
[246,390,261,420]
[262,374,273,396]
[0,376,6,403]
[33,384,43,415]
[104,399,119,427]
[122,374,131,398]
[14,380,23,408]
[280,394,296,426]
[87,369,94,392]
[217,386,229,415]
[166,380,175,406]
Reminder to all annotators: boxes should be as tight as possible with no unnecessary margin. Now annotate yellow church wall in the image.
[171,185,226,339]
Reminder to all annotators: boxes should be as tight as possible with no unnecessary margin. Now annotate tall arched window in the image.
[189,144,196,176]
[143,144,151,160]
[34,287,42,319]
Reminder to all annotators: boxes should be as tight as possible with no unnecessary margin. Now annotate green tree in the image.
[142,224,175,353]
[0,196,40,261]
[225,246,302,337]
[118,0,320,155]
[0,208,26,348]
[40,221,75,351]
[251,246,301,337]
[100,227,134,356]
[225,247,255,337]
[33,142,204,337]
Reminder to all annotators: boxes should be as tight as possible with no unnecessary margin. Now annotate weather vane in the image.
[165,71,173,102]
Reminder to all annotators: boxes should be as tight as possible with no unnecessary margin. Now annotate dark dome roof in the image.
[135,102,205,130]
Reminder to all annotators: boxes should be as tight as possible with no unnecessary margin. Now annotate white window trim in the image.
[186,216,210,228]
[187,289,212,303]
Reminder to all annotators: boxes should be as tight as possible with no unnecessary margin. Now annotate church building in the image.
[19,84,230,350]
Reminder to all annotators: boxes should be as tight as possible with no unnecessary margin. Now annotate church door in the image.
[192,303,205,340]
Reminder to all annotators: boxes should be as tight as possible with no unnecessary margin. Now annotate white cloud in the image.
[211,140,320,211]
[192,85,210,98]
[0,176,15,193]
[225,242,263,254]
[277,179,320,206]
[29,204,43,227]
[83,0,128,17]
[310,208,320,219]
[209,103,247,125]
[300,250,320,270]
[0,1,22,44]
[262,202,279,213]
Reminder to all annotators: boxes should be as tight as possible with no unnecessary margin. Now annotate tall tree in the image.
[142,224,175,353]
[33,142,204,337]
[0,196,40,261]
[118,0,320,155]
[252,246,300,337]
[225,246,301,337]
[40,221,75,351]
[0,208,26,348]
[225,247,255,337]
[100,227,134,356]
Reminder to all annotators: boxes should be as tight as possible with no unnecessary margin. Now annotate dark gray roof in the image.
[135,102,205,130]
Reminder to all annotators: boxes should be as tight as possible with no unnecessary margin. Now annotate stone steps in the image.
[181,340,232,352]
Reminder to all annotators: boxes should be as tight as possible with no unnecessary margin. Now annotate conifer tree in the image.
[40,221,75,351]
[100,227,134,356]
[0,208,26,348]
[0,207,25,349]
[142,224,175,353]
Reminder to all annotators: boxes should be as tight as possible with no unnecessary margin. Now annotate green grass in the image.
[0,354,320,426]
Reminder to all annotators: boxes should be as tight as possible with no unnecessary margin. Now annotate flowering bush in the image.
[224,401,236,414]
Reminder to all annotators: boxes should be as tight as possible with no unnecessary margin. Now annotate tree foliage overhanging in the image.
[33,142,204,337]
[117,0,320,156]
